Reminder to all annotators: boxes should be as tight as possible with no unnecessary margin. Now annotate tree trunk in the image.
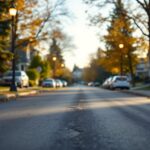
[148,11,150,79]
[128,50,135,87]
[120,50,123,76]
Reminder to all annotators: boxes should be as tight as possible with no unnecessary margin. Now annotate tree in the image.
[0,0,71,73]
[57,67,72,83]
[84,0,140,86]
[83,51,111,83]
[1,0,70,56]
[128,0,150,78]
[0,50,13,73]
[104,0,138,86]
[48,38,65,78]
[29,54,51,82]
[29,54,42,69]
[40,60,52,80]
[0,0,10,51]
[14,0,69,49]
[84,0,150,78]
[26,69,40,86]
[0,0,13,73]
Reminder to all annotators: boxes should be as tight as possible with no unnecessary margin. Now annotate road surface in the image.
[0,86,150,150]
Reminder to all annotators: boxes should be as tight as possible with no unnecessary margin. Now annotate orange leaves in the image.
[31,19,43,27]
[111,67,120,74]
[16,0,25,11]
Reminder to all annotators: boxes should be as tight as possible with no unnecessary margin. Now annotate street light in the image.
[9,7,17,16]
[61,63,65,68]
[52,56,57,61]
[119,44,124,76]
[9,4,17,91]
[52,56,57,78]
[119,44,124,49]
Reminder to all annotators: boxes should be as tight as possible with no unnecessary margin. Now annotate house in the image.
[16,45,40,71]
[72,65,83,82]
[16,48,30,71]
[135,58,149,79]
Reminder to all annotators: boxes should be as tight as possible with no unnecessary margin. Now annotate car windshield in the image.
[5,72,21,76]
[44,80,53,82]
[116,77,127,81]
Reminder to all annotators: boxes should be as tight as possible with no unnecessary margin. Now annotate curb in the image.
[17,90,38,97]
[0,90,39,102]
[0,94,16,102]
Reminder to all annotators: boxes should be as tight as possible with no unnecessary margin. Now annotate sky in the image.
[63,0,100,70]
[63,0,147,70]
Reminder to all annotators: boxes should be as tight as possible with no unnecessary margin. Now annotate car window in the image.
[4,72,12,76]
[116,77,127,81]
[5,72,21,76]
[45,80,53,82]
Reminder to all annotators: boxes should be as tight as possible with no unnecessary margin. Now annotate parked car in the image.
[2,70,29,88]
[61,80,68,87]
[110,75,130,90]
[102,77,113,89]
[88,82,94,86]
[55,79,63,88]
[93,82,100,87]
[42,78,56,88]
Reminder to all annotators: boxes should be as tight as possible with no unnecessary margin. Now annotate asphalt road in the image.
[0,86,150,150]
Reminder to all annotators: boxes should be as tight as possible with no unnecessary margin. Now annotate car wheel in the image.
[19,82,23,88]
[25,83,29,88]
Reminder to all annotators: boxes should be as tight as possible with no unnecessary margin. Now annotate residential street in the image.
[0,86,150,150]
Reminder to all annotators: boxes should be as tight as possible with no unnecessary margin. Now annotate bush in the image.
[26,69,40,86]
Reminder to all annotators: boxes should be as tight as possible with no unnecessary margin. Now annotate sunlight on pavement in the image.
[0,97,150,121]
[0,106,72,121]
[46,91,100,95]
[84,98,150,110]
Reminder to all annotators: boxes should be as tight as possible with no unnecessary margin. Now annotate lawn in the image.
[0,86,56,95]
[141,86,150,90]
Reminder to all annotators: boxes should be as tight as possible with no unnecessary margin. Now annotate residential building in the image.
[136,58,149,79]
[72,65,83,82]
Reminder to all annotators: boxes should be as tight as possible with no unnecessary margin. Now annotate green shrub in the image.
[26,69,40,86]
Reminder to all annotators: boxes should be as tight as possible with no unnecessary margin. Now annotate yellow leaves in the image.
[0,50,13,60]
[25,10,32,15]
[55,68,63,76]
[111,67,120,74]
[16,0,37,11]
[16,0,25,11]
[32,19,43,27]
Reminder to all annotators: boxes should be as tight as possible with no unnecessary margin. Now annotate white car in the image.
[2,70,29,88]
[42,78,56,88]
[110,76,130,90]
[102,77,113,89]
[61,80,68,87]
[55,79,63,88]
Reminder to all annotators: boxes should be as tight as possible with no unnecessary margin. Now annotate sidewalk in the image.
[124,90,150,98]
[123,84,150,98]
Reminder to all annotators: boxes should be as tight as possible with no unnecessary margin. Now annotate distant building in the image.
[16,48,30,71]
[135,58,149,78]
[16,45,40,71]
[72,65,83,82]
